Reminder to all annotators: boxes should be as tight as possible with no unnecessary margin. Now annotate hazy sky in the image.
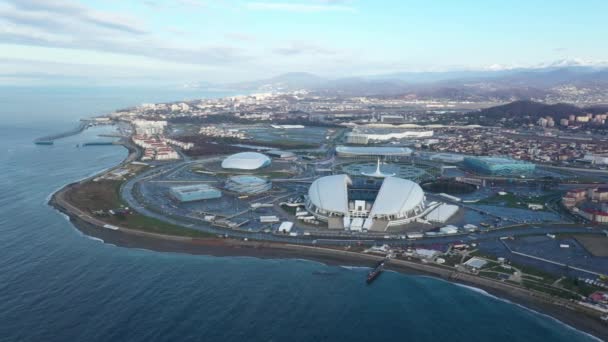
[1,0,607,86]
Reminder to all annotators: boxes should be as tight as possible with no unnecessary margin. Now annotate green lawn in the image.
[521,280,580,300]
[476,192,561,211]
[114,213,213,238]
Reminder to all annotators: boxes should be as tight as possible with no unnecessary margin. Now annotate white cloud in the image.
[274,41,339,56]
[246,2,355,12]
[2,0,147,34]
[0,0,250,66]
[224,32,257,42]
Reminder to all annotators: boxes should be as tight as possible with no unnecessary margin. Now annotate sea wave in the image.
[339,266,371,271]
[64,217,108,245]
[86,236,105,243]
[454,283,502,300]
[452,282,603,342]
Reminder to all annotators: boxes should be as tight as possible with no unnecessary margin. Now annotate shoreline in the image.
[46,130,608,341]
[51,194,608,341]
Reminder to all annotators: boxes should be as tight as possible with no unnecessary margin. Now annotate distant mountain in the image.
[473,100,583,120]
[369,65,608,86]
[232,72,326,91]
[480,67,608,88]
[222,64,608,101]
[464,100,608,127]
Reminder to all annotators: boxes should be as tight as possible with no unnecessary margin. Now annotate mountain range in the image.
[221,63,608,102]
[463,100,608,127]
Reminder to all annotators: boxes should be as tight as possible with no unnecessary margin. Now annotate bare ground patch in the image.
[576,235,608,257]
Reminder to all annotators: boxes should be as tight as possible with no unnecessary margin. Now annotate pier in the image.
[33,120,92,144]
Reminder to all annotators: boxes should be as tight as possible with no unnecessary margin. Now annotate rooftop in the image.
[336,145,413,156]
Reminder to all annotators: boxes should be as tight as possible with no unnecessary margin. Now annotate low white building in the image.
[439,225,459,234]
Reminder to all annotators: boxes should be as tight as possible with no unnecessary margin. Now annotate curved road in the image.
[120,160,604,247]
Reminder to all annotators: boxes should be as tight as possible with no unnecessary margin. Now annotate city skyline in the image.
[1,0,608,86]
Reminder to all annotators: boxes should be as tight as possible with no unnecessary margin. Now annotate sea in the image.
[0,87,601,342]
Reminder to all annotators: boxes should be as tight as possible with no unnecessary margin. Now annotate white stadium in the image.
[335,145,413,159]
[305,174,428,231]
[221,152,271,170]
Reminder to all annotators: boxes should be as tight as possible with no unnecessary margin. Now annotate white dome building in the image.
[305,175,426,231]
[221,152,271,170]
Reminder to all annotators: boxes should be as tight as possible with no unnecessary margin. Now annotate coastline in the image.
[51,194,608,341]
[47,136,608,341]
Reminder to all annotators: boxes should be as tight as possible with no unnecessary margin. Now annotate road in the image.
[117,159,604,247]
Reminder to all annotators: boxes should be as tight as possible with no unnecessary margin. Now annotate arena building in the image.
[463,156,535,176]
[225,175,272,195]
[170,184,222,202]
[345,130,433,145]
[221,152,271,170]
[305,174,426,231]
[335,145,413,159]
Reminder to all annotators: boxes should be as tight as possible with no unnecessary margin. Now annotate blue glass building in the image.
[463,156,535,176]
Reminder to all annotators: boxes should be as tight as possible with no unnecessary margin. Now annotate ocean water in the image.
[0,88,600,342]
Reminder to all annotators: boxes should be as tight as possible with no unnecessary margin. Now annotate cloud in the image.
[224,32,257,42]
[143,0,208,9]
[246,2,355,12]
[2,0,147,34]
[175,0,206,6]
[273,41,339,56]
[0,0,250,66]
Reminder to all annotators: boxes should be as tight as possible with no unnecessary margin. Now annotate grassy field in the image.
[476,191,560,211]
[65,180,213,238]
[478,271,505,280]
[522,280,580,300]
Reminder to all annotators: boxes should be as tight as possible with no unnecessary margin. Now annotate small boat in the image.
[366,259,386,284]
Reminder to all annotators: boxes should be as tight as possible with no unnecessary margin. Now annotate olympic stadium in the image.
[335,145,413,159]
[305,174,427,231]
[221,152,271,170]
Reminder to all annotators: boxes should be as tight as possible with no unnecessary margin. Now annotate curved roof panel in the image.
[368,177,424,217]
[221,152,271,170]
[308,174,351,215]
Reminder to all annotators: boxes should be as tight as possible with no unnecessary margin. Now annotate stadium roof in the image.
[368,177,424,218]
[221,152,271,170]
[171,184,217,193]
[308,174,351,214]
[227,175,267,185]
[465,156,532,165]
[336,145,413,156]
[308,175,425,218]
